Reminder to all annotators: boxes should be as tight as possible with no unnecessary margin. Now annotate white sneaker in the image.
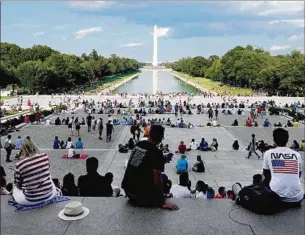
[232,182,242,196]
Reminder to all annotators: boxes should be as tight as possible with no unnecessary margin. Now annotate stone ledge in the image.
[1,196,304,235]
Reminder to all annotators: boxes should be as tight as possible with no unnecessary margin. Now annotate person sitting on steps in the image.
[232,140,239,150]
[232,128,304,215]
[192,155,205,173]
[232,119,238,126]
[177,141,186,154]
[197,138,209,151]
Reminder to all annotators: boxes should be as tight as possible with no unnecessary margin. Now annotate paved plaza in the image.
[1,106,304,235]
[1,109,304,190]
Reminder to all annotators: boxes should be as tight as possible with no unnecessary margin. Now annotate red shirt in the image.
[214,194,227,199]
[178,144,186,154]
[246,120,252,127]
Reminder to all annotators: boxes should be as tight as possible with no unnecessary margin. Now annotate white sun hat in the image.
[58,201,90,221]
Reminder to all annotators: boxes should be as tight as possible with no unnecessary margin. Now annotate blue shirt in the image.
[75,140,84,149]
[176,158,188,171]
[264,120,270,127]
[175,105,179,112]
[200,141,208,150]
[53,139,60,149]
[15,139,22,149]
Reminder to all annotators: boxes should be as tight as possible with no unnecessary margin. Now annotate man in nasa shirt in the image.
[263,128,304,206]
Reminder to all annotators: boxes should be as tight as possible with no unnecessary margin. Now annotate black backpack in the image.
[238,185,280,215]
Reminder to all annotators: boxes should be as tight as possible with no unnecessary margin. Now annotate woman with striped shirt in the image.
[12,137,60,205]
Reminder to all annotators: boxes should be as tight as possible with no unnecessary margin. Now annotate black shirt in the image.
[86,116,92,125]
[61,185,79,196]
[196,160,205,172]
[122,141,165,198]
[106,123,114,134]
[78,173,113,197]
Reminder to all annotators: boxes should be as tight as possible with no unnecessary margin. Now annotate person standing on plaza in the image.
[92,117,97,132]
[247,134,261,159]
[135,124,142,142]
[106,120,114,142]
[174,103,179,117]
[215,108,219,120]
[75,119,81,136]
[130,121,137,140]
[68,117,74,136]
[4,135,14,162]
[98,118,103,140]
[86,113,92,132]
[208,108,213,121]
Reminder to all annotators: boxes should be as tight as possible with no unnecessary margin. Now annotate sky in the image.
[1,1,304,62]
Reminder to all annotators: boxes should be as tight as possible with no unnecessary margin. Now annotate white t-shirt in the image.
[196,192,207,199]
[263,147,303,202]
[212,120,217,126]
[66,141,72,149]
[68,148,75,158]
[170,184,194,199]
[189,142,197,150]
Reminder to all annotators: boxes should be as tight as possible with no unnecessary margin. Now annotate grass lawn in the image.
[1,96,15,101]
[86,71,139,93]
[172,71,255,96]
[4,110,29,118]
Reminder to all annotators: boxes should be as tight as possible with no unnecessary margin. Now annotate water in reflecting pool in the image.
[112,71,198,94]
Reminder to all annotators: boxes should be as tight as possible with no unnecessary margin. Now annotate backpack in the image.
[237,185,280,215]
[3,141,10,150]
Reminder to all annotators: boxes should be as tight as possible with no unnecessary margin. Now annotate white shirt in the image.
[68,148,75,158]
[170,184,194,199]
[66,141,72,149]
[263,147,303,202]
[196,192,207,199]
[46,119,51,125]
[212,120,217,126]
[189,142,197,150]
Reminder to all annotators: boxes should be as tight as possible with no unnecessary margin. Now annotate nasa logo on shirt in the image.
[270,152,299,175]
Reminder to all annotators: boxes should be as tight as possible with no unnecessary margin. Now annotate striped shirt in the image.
[15,153,53,202]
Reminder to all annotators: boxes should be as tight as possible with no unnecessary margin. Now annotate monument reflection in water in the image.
[112,71,199,94]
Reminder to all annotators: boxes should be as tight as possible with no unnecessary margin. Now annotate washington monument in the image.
[153,24,158,66]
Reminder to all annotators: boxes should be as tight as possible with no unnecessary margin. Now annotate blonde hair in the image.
[20,137,39,157]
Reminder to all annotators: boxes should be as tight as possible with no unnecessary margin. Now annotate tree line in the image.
[0,43,141,94]
[169,45,305,96]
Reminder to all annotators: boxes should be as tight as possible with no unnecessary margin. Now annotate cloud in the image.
[61,36,68,41]
[238,1,304,16]
[68,1,112,10]
[268,19,304,28]
[13,23,44,28]
[288,34,304,41]
[75,27,102,39]
[156,27,171,37]
[54,25,68,30]
[270,45,291,51]
[120,43,144,48]
[33,32,44,37]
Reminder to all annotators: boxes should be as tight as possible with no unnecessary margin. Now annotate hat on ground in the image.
[58,201,90,221]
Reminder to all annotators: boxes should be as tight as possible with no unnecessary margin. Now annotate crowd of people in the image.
[0,95,304,217]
